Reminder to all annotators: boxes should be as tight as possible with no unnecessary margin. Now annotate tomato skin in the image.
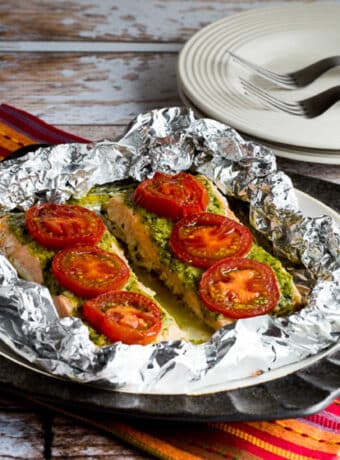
[52,245,130,298]
[170,213,252,268]
[83,291,162,345]
[199,257,280,319]
[26,204,105,250]
[133,172,209,220]
[84,302,106,330]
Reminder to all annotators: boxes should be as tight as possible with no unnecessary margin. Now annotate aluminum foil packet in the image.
[0,107,339,394]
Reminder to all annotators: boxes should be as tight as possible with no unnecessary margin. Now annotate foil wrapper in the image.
[0,107,339,394]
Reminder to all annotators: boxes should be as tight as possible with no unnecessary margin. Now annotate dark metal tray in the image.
[1,146,339,421]
[0,344,339,422]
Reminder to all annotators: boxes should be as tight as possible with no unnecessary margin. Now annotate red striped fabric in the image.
[0,103,88,159]
[1,103,339,460]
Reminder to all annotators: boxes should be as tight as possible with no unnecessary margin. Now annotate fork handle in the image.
[294,56,340,87]
[304,85,340,116]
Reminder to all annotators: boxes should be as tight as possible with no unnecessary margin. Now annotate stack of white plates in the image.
[177,4,340,165]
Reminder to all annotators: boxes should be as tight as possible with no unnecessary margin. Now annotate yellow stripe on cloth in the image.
[0,122,36,151]
[107,422,204,460]
[211,423,314,460]
[273,420,340,453]
[28,397,202,460]
[248,420,340,455]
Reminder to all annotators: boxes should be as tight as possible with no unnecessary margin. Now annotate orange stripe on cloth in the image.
[0,121,36,152]
[211,422,338,460]
[211,423,307,460]
[146,423,264,460]
[207,426,291,460]
[105,422,204,460]
[242,421,339,459]
[28,397,201,460]
[273,419,340,454]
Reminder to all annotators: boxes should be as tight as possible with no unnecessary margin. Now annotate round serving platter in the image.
[177,79,340,165]
[178,3,340,151]
[0,341,339,422]
[0,190,339,420]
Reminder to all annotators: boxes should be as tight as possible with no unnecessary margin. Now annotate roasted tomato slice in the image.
[170,213,252,268]
[83,291,162,345]
[199,257,280,319]
[133,172,209,220]
[52,245,130,298]
[26,203,105,249]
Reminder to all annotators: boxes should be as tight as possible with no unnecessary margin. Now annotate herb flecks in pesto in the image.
[248,245,295,316]
[124,174,296,316]
[6,213,143,347]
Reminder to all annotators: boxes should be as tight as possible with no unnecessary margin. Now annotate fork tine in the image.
[228,51,296,87]
[240,78,306,116]
[240,78,302,110]
[229,52,340,89]
[230,52,293,83]
[241,81,305,115]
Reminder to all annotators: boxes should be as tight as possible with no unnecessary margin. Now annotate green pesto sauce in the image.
[121,175,223,291]
[122,175,295,316]
[197,175,226,216]
[10,209,176,346]
[123,191,203,289]
[248,245,295,316]
[6,213,140,346]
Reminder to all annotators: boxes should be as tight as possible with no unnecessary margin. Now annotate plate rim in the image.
[1,346,339,422]
[177,77,340,165]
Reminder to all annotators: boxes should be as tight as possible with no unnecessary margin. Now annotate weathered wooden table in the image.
[1,1,339,458]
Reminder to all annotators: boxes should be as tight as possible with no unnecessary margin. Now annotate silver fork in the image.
[229,51,340,88]
[240,77,340,118]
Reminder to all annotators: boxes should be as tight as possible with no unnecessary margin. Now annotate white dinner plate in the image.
[177,79,340,165]
[0,189,339,393]
[178,3,340,150]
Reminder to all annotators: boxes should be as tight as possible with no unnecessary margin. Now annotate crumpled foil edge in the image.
[0,106,339,394]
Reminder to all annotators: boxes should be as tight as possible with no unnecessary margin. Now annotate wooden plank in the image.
[0,53,180,125]
[0,0,289,43]
[277,158,340,186]
[0,42,182,53]
[58,125,127,141]
[0,412,45,459]
[51,415,151,459]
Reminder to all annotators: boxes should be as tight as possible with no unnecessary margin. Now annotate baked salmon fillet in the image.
[0,212,185,345]
[104,174,301,331]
